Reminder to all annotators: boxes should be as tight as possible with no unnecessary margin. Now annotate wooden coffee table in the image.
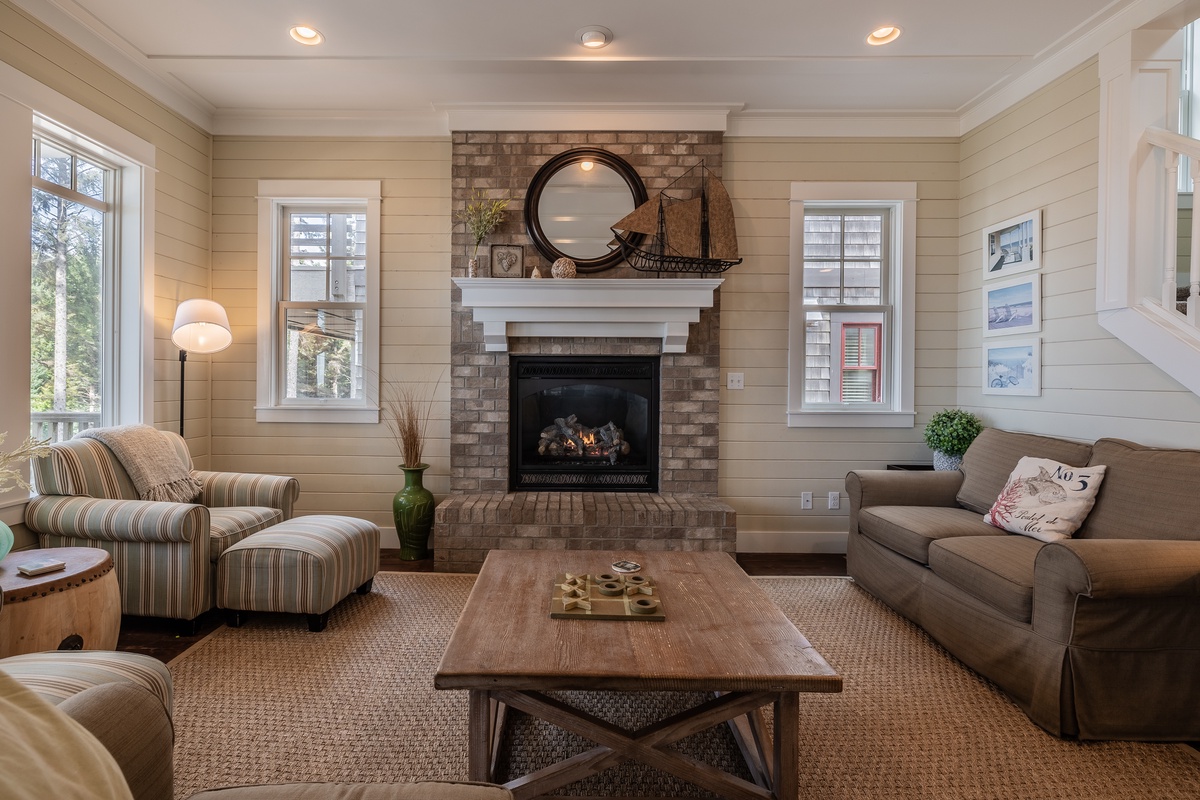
[435,550,841,800]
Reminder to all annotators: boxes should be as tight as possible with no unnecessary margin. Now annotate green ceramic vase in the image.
[392,464,434,560]
[0,520,12,562]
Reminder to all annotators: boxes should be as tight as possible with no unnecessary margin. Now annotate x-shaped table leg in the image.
[468,688,799,800]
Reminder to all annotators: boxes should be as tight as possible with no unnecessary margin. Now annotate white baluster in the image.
[1190,158,1200,324]
[1165,153,1181,310]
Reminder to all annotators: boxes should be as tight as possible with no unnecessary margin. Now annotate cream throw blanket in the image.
[78,425,203,503]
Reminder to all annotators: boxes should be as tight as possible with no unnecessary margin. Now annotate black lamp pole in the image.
[178,349,188,438]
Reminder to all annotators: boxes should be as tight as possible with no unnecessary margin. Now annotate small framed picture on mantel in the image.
[490,244,524,278]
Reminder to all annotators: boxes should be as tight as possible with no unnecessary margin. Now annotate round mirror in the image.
[524,148,648,273]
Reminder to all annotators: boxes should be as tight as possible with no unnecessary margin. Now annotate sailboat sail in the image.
[610,162,742,273]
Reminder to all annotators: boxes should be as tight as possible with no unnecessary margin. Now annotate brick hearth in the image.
[435,130,736,572]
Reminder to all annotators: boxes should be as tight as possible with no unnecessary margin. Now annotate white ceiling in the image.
[12,0,1155,135]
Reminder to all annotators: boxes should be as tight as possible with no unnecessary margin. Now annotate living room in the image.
[2,1,1200,798]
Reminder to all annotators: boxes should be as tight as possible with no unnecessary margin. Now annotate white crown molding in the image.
[726,113,960,138]
[212,109,450,138]
[957,0,1199,135]
[438,103,742,132]
[10,0,215,131]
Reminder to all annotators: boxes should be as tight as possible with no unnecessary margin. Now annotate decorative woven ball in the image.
[551,257,577,279]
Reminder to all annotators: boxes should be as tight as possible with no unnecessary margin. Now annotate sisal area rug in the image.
[169,573,1200,799]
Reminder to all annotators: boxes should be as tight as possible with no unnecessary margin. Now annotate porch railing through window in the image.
[1144,126,1200,328]
[31,411,101,443]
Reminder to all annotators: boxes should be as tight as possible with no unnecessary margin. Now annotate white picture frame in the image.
[983,338,1041,396]
[982,209,1041,279]
[982,274,1041,338]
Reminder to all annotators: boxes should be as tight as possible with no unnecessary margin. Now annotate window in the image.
[26,116,152,443]
[787,182,915,427]
[257,181,381,423]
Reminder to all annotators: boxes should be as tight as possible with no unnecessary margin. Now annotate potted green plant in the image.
[923,409,984,471]
[454,189,510,276]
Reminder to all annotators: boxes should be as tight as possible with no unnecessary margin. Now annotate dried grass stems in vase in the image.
[455,189,510,274]
[383,372,445,469]
[382,371,444,560]
[0,432,52,560]
[0,432,52,494]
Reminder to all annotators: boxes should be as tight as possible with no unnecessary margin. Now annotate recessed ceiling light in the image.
[866,25,902,46]
[576,26,613,49]
[290,25,324,46]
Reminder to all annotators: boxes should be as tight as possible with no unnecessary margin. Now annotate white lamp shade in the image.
[172,299,232,354]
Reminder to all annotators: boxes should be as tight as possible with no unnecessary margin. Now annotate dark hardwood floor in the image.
[115,552,845,662]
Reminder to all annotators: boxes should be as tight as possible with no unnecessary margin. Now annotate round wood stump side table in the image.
[0,547,121,657]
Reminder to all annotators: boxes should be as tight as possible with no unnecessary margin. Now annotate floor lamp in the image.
[171,299,232,438]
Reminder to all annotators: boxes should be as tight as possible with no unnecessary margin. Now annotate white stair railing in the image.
[1143,126,1200,327]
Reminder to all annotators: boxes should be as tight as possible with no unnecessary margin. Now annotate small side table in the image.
[0,547,121,657]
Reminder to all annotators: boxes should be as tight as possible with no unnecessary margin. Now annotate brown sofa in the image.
[846,427,1200,741]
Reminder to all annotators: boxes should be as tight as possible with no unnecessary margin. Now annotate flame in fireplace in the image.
[537,415,630,464]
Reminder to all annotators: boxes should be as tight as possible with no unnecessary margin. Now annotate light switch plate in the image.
[727,372,745,390]
[801,491,812,509]
[828,491,840,510]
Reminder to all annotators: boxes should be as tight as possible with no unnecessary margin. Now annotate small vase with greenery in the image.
[923,409,984,471]
[455,190,510,276]
[0,433,52,560]
[384,373,444,560]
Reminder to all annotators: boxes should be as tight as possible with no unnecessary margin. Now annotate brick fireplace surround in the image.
[434,130,736,572]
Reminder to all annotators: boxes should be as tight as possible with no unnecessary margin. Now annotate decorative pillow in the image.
[983,456,1107,542]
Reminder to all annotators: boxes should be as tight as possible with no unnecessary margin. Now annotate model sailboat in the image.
[610,162,742,274]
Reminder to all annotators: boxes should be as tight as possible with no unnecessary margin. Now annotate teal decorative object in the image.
[0,520,12,562]
[392,464,434,560]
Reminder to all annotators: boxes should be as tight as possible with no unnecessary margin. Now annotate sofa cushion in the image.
[858,506,1004,565]
[928,535,1043,622]
[0,670,134,800]
[1080,439,1200,541]
[983,457,1107,542]
[957,428,1093,515]
[208,506,286,561]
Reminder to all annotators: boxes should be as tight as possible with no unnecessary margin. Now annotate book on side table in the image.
[16,558,67,577]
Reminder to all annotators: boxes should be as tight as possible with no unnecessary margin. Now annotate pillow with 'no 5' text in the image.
[983,456,1107,542]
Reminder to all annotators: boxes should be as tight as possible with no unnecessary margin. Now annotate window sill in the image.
[255,406,380,424]
[786,410,915,429]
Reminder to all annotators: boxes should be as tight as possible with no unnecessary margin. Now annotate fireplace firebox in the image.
[510,356,659,491]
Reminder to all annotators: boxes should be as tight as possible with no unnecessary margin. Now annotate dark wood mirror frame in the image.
[524,148,649,273]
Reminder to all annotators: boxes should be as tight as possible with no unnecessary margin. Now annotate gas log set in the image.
[537,415,631,464]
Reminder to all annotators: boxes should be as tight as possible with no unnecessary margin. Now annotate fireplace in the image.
[510,355,659,492]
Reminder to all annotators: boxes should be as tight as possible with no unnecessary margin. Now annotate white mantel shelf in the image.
[452,277,724,353]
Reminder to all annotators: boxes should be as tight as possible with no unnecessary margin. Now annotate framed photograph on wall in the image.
[983,274,1041,337]
[490,244,524,278]
[983,338,1041,396]
[982,209,1041,279]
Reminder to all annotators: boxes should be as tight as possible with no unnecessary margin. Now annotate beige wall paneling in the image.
[210,137,452,547]
[959,59,1200,447]
[722,137,960,552]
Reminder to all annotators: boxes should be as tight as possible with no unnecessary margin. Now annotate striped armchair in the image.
[25,430,299,628]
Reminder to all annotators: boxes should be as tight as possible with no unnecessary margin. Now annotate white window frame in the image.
[786,182,916,428]
[256,180,381,423]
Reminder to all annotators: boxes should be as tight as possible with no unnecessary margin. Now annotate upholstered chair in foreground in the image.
[25,428,299,631]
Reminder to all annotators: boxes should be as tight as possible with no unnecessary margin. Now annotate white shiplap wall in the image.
[210,137,451,546]
[720,138,961,552]
[0,1,212,546]
[958,60,1200,447]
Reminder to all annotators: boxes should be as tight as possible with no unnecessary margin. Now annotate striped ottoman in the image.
[216,515,380,632]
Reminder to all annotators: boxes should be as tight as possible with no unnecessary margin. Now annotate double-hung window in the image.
[787,183,916,427]
[256,181,381,423]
